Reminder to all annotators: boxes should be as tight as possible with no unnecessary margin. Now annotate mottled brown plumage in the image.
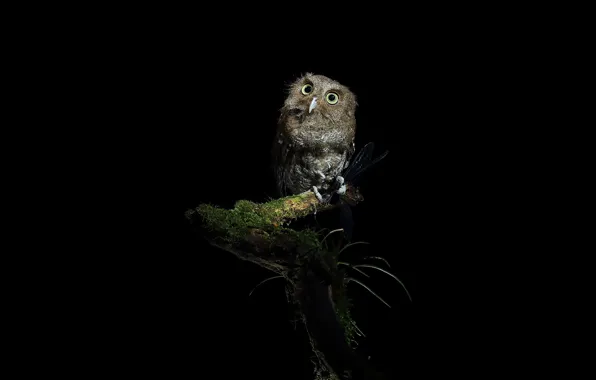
[272,73,357,199]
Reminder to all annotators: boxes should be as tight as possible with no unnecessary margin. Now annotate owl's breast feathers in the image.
[277,108,355,152]
[272,115,355,196]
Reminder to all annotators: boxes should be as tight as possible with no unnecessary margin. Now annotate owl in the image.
[272,73,357,202]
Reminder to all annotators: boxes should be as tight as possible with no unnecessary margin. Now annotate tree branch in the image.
[185,186,388,379]
[184,185,362,274]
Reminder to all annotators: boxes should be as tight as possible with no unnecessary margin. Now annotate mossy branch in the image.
[184,185,362,275]
[185,186,385,379]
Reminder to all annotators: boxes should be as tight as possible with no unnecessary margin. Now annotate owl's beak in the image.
[308,97,318,114]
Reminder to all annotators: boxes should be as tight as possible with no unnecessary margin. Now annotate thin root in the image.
[353,264,412,302]
[346,277,391,308]
[320,228,344,247]
[249,275,284,297]
[338,261,370,278]
[338,241,371,256]
[362,256,391,268]
[351,320,366,337]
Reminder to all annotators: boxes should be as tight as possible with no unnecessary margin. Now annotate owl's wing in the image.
[342,142,389,184]
[337,142,388,241]
[271,127,296,197]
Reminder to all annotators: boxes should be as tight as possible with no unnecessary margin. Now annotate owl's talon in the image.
[335,175,346,195]
[313,186,324,203]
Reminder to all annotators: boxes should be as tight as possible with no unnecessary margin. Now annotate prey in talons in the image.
[335,175,346,195]
[312,175,347,204]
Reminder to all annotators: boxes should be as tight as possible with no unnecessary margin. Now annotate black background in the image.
[13,5,569,377]
[158,63,419,379]
[116,57,425,378]
[72,25,525,378]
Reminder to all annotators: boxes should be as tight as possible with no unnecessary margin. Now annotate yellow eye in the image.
[325,92,339,104]
[301,84,313,95]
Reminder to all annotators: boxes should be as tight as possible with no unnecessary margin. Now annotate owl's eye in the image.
[301,84,313,95]
[325,92,339,105]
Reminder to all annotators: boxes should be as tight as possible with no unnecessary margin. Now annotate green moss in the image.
[330,270,359,347]
[194,198,360,348]
[338,310,356,346]
[197,203,260,244]
[196,200,322,252]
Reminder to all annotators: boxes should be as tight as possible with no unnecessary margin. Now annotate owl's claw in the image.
[332,175,347,195]
[313,186,324,203]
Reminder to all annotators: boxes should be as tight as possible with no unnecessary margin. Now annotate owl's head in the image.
[282,73,358,122]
